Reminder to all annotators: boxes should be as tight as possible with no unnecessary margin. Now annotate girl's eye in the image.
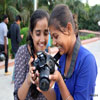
[35,30,40,36]
[44,30,49,36]
[54,35,58,39]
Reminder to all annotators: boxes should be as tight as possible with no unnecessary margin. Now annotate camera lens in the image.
[39,78,50,91]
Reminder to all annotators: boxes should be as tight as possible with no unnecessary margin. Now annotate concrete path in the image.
[0,67,14,100]
[0,40,100,100]
[83,40,100,100]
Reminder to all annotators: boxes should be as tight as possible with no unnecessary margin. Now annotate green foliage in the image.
[20,27,29,45]
[1,0,100,31]
[8,39,12,55]
[80,33,96,40]
[7,6,20,21]
[8,27,29,57]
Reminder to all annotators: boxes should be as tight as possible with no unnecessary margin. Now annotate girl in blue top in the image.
[30,4,97,100]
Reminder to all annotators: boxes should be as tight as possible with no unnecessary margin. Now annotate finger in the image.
[35,70,39,77]
[34,77,39,86]
[33,73,37,81]
[49,81,55,88]
[29,57,34,67]
[37,86,42,92]
[30,66,36,74]
[29,72,37,81]
[37,86,45,93]
[30,77,35,84]
[49,74,58,81]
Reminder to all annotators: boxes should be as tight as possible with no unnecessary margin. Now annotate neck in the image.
[16,21,19,25]
[67,35,76,57]
[3,21,6,24]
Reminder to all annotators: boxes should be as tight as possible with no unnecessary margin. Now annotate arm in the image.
[14,46,31,100]
[16,25,21,43]
[3,24,8,55]
[73,54,97,100]
[41,88,56,100]
[56,54,97,100]
[57,73,73,100]
[49,71,73,100]
[17,74,31,100]
[37,70,73,100]
[4,36,7,55]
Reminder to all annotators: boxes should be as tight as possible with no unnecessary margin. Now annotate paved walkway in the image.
[83,40,100,100]
[0,40,100,100]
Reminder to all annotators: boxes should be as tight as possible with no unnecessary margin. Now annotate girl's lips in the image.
[39,44,44,47]
[38,42,46,47]
[57,46,62,49]
[58,46,63,53]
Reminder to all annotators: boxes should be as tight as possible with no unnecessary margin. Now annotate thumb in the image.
[49,74,57,82]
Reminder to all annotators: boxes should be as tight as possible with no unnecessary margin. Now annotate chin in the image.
[59,51,64,55]
[39,47,46,51]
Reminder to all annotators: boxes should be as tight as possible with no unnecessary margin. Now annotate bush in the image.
[80,33,96,40]
[20,27,29,45]
[8,27,29,57]
[8,39,12,55]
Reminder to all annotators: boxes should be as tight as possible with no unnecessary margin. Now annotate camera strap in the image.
[64,37,81,79]
[53,52,61,68]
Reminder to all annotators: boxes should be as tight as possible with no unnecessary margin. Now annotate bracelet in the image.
[66,95,71,100]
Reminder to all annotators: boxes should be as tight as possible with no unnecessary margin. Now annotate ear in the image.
[66,22,73,35]
[62,22,73,35]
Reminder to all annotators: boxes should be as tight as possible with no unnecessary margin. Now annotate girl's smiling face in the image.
[49,25,71,55]
[31,18,49,53]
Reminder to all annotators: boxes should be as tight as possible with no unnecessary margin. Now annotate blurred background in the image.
[0,0,100,57]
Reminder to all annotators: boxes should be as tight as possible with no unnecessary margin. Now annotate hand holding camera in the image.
[30,51,61,91]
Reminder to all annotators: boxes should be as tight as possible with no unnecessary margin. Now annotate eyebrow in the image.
[44,29,49,32]
[35,30,40,33]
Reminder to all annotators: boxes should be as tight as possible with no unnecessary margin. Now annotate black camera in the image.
[32,51,61,91]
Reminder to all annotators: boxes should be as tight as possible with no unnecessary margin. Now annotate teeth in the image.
[39,44,44,46]
[58,46,61,49]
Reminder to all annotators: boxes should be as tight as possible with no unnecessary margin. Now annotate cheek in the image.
[32,37,38,46]
[44,36,48,44]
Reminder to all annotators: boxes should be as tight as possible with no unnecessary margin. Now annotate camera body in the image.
[32,51,56,91]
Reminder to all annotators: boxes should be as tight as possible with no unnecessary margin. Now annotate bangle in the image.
[66,95,71,100]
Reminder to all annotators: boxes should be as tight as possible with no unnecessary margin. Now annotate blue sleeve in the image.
[74,54,97,100]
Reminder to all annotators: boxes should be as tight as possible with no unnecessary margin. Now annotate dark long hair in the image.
[26,9,49,99]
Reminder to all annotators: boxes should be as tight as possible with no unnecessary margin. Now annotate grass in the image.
[80,33,96,40]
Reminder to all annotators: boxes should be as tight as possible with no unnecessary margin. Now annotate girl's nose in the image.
[40,34,45,42]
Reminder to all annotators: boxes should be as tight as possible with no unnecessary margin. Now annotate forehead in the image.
[35,18,48,29]
[49,25,56,31]
[5,18,8,20]
[49,25,59,34]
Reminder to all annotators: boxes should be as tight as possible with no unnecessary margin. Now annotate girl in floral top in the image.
[14,9,49,100]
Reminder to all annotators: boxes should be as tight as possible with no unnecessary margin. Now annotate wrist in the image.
[26,74,32,86]
[56,71,62,84]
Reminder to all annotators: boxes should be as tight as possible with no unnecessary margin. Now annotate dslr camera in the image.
[32,51,60,91]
